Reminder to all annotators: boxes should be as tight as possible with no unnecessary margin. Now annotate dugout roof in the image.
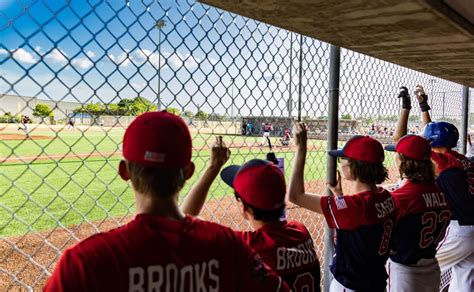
[199,0,474,87]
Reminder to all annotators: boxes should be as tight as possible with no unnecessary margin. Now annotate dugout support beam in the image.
[324,44,340,292]
[460,86,470,155]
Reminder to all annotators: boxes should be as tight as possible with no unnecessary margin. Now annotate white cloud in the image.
[168,52,199,69]
[133,49,161,67]
[10,48,37,64]
[0,48,7,55]
[108,52,131,67]
[263,73,282,82]
[72,57,93,69]
[131,82,146,90]
[86,50,96,58]
[45,48,68,64]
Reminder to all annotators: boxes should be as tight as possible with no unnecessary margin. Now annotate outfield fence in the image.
[0,0,471,290]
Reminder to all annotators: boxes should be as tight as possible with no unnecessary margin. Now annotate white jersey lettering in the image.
[276,239,317,271]
[128,260,219,292]
[375,197,396,218]
[422,192,447,208]
[129,267,145,292]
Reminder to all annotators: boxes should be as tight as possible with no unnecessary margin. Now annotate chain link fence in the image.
[0,0,469,290]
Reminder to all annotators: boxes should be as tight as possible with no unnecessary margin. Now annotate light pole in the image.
[156,19,166,111]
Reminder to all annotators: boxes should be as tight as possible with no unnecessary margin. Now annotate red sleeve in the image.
[320,195,365,230]
[237,237,290,292]
[431,151,463,173]
[44,248,89,292]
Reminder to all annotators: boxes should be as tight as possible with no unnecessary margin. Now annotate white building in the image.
[0,94,81,120]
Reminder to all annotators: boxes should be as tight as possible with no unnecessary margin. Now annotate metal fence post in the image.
[288,32,294,119]
[297,34,303,122]
[324,44,340,292]
[460,86,470,154]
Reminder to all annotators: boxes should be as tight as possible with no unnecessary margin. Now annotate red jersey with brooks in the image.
[390,180,451,265]
[237,220,320,292]
[431,150,474,225]
[44,215,288,292]
[320,188,396,291]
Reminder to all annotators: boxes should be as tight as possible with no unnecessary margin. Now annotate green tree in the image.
[105,103,125,115]
[195,110,209,120]
[379,115,398,122]
[117,98,134,114]
[341,113,352,120]
[167,107,181,116]
[362,116,375,125]
[85,103,104,114]
[130,97,157,115]
[209,113,227,121]
[74,102,105,116]
[183,111,194,119]
[33,103,54,121]
[408,115,420,122]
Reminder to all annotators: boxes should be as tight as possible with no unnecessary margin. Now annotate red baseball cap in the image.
[220,159,286,210]
[328,135,384,163]
[385,134,431,160]
[122,111,192,168]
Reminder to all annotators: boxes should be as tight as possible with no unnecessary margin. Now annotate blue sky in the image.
[0,0,465,118]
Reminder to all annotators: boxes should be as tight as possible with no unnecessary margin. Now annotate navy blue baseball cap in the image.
[221,159,286,210]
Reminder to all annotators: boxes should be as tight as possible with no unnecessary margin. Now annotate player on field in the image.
[384,123,451,290]
[393,85,474,292]
[182,138,321,292]
[289,123,396,292]
[45,111,288,292]
[261,122,273,147]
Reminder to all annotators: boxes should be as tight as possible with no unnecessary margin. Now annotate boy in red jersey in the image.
[182,139,321,292]
[45,111,288,292]
[384,134,451,292]
[394,85,474,292]
[289,123,396,292]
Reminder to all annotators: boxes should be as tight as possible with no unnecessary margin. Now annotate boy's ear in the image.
[118,160,129,181]
[184,162,195,180]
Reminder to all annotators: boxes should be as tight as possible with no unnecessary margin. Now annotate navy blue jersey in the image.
[390,180,451,265]
[432,150,474,225]
[321,188,396,291]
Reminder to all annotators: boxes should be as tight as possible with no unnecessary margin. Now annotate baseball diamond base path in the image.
[1,143,324,164]
[0,133,53,141]
[0,182,328,291]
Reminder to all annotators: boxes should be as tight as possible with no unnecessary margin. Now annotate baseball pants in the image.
[436,220,474,292]
[387,258,440,292]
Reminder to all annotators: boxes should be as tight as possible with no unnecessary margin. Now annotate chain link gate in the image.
[0,0,469,290]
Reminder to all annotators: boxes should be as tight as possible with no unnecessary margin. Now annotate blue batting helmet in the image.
[422,122,459,148]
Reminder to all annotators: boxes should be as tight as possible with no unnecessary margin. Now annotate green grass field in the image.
[1,129,338,237]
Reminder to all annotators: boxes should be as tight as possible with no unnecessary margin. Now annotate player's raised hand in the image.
[398,86,411,109]
[414,84,425,99]
[293,122,308,149]
[414,84,430,112]
[210,136,230,168]
[327,170,343,196]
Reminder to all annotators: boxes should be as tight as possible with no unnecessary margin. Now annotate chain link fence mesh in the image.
[0,0,469,290]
